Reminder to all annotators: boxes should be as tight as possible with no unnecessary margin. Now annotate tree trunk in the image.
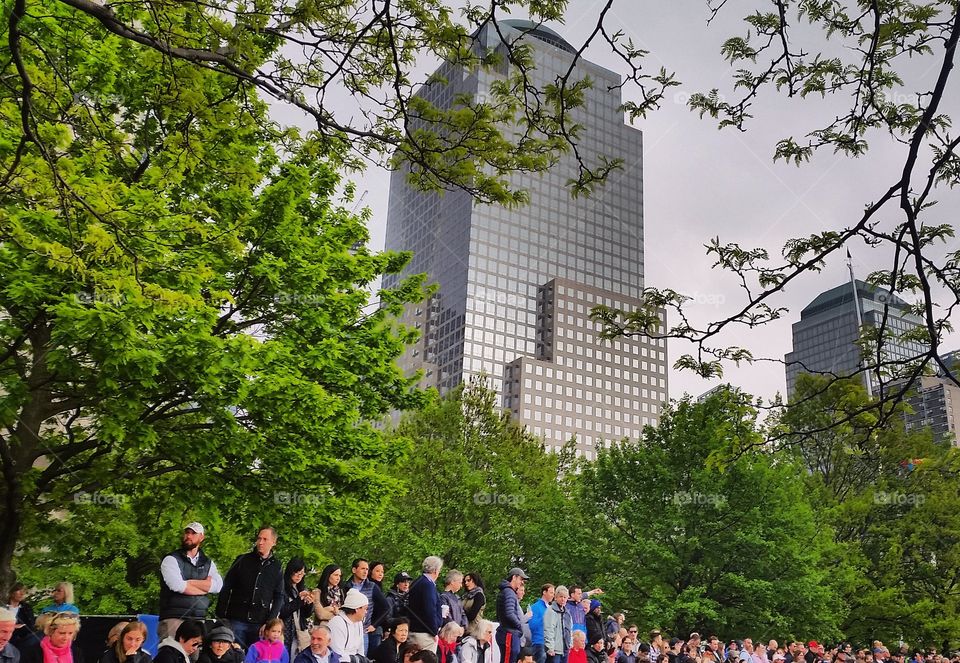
[0,446,23,598]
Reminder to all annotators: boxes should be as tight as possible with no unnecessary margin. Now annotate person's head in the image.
[116,621,148,660]
[51,582,74,605]
[507,567,529,591]
[7,583,26,604]
[669,638,683,654]
[394,572,413,592]
[255,526,277,558]
[688,634,701,648]
[479,620,495,645]
[46,612,81,648]
[175,621,205,655]
[390,618,410,644]
[182,523,205,552]
[0,608,15,650]
[589,599,602,615]
[570,586,583,602]
[650,631,663,647]
[423,556,444,580]
[555,585,569,607]
[743,640,753,654]
[615,613,625,625]
[519,647,537,663]
[399,643,421,663]
[439,622,463,644]
[370,562,386,584]
[207,625,237,658]
[285,557,307,591]
[308,625,331,655]
[106,621,130,647]
[351,558,370,582]
[623,639,635,653]
[412,651,438,663]
[319,565,342,593]
[572,632,587,651]
[445,570,464,592]
[709,637,720,652]
[592,636,606,652]
[464,572,484,591]
[728,641,740,655]
[341,588,369,621]
[770,642,780,653]
[638,644,651,659]
[263,618,283,643]
[541,584,555,603]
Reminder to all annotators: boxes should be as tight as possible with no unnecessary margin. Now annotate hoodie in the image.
[154,638,190,663]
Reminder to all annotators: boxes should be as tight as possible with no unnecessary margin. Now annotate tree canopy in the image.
[0,0,429,593]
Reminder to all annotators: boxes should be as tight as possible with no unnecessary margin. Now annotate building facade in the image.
[383,20,668,457]
[784,280,926,398]
[901,375,960,447]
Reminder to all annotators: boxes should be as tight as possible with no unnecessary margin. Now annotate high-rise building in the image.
[383,20,668,457]
[901,375,960,447]
[784,280,926,398]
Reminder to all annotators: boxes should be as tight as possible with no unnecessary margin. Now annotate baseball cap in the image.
[185,522,205,535]
[342,588,369,610]
[508,567,530,580]
[809,643,821,651]
[394,571,413,584]
[208,625,235,643]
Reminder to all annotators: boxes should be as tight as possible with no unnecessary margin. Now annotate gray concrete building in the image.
[784,280,926,398]
[900,375,960,446]
[383,20,668,457]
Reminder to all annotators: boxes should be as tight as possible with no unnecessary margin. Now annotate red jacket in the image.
[570,649,588,663]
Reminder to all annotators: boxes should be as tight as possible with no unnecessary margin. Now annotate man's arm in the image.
[207,559,224,594]
[160,555,190,593]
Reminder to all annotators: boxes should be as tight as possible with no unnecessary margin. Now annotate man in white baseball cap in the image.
[329,589,368,659]
[158,522,223,641]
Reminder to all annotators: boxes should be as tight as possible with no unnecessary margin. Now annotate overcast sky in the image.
[274,0,960,403]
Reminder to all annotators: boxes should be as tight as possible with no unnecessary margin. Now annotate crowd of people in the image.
[0,524,953,663]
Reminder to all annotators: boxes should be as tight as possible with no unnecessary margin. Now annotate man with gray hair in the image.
[0,608,19,663]
[294,625,340,663]
[439,570,467,629]
[408,556,444,653]
[544,586,571,663]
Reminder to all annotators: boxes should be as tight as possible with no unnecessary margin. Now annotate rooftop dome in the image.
[499,19,577,55]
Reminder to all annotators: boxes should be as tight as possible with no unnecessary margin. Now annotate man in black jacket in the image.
[495,568,528,663]
[216,526,284,648]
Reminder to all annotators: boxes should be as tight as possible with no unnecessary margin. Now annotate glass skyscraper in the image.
[383,20,668,456]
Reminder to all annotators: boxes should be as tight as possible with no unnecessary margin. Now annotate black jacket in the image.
[99,649,153,663]
[371,639,400,663]
[587,649,606,663]
[369,583,391,630]
[198,648,245,663]
[585,613,604,648]
[9,603,37,651]
[216,551,284,624]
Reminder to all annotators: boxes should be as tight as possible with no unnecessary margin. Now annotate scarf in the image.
[439,639,457,663]
[40,637,73,663]
[323,584,342,608]
[252,640,285,663]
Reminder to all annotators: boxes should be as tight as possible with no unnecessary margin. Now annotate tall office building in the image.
[784,280,926,398]
[383,20,668,457]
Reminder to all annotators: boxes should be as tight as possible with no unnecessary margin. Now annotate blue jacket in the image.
[293,650,340,663]
[528,599,548,645]
[495,581,522,634]
[408,574,442,635]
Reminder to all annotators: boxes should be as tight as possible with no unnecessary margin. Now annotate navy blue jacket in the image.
[495,581,522,634]
[293,650,340,663]
[407,574,442,635]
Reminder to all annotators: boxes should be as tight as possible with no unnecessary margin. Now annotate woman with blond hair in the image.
[40,583,79,615]
[100,622,152,663]
[23,612,85,663]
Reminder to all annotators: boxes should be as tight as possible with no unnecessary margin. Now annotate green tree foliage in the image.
[0,1,429,595]
[324,377,591,596]
[576,389,843,639]
[781,376,960,647]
